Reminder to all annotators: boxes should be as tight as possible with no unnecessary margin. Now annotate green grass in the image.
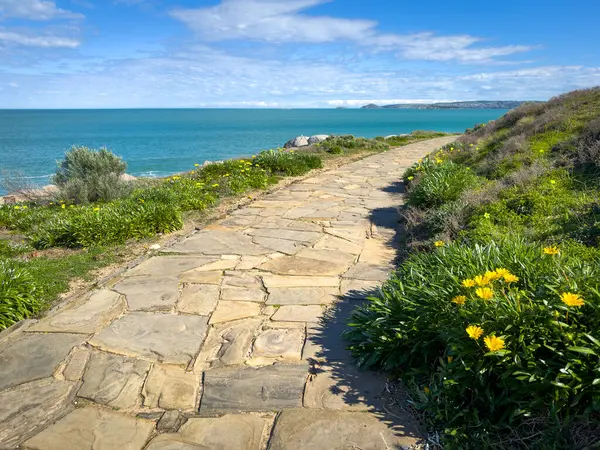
[348,87,600,448]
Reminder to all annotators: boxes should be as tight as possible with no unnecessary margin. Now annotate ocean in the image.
[0,108,507,194]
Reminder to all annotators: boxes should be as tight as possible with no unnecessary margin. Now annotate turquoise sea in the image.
[0,108,506,194]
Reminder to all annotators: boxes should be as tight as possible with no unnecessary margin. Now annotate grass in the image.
[347,87,600,448]
[0,131,448,330]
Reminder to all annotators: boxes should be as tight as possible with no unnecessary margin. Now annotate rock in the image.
[156,410,186,433]
[267,409,419,449]
[308,135,329,145]
[0,378,77,448]
[271,305,323,323]
[259,256,349,277]
[126,256,215,277]
[28,290,125,334]
[313,235,363,255]
[149,244,161,250]
[252,236,308,255]
[201,364,308,411]
[0,332,82,391]
[284,135,309,149]
[247,228,322,243]
[168,230,267,255]
[147,415,267,450]
[180,270,223,284]
[77,351,150,409]
[261,275,340,288]
[119,173,137,182]
[342,263,391,281]
[252,328,305,360]
[221,286,266,302]
[266,287,338,305]
[209,301,262,324]
[23,407,155,450]
[194,318,263,370]
[178,284,220,315]
[62,347,91,381]
[143,364,200,411]
[89,313,209,365]
[114,277,180,311]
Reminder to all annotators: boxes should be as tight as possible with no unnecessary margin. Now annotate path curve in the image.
[0,136,456,450]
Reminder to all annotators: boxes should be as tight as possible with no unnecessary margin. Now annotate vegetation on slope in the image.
[347,87,600,448]
[0,131,447,330]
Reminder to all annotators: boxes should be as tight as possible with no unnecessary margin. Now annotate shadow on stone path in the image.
[0,136,456,450]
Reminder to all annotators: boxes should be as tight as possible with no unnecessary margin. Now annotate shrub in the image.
[0,259,40,330]
[318,135,388,154]
[406,160,481,208]
[254,149,322,176]
[53,146,131,204]
[346,239,600,447]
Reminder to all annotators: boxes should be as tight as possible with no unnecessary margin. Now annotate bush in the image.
[346,239,600,447]
[254,149,322,176]
[318,135,389,154]
[406,160,481,208]
[0,259,40,330]
[53,146,131,204]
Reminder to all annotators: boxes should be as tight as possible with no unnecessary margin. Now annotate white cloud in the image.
[170,0,535,63]
[0,0,82,20]
[0,30,80,47]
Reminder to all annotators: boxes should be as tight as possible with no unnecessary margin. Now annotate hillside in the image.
[348,87,600,448]
[362,100,532,109]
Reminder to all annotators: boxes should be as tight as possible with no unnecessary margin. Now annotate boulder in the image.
[308,135,329,145]
[284,136,309,149]
[119,173,137,182]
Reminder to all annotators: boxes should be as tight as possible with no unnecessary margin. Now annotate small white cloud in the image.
[0,30,80,47]
[0,0,83,20]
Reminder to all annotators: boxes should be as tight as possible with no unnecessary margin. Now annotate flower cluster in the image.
[461,268,519,298]
[466,325,505,352]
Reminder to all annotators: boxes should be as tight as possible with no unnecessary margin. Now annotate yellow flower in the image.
[483,212,491,219]
[452,295,467,305]
[484,270,502,281]
[194,163,200,167]
[550,179,556,185]
[474,274,491,286]
[212,183,219,188]
[22,205,28,209]
[466,325,484,340]
[447,356,454,363]
[544,246,560,255]
[503,273,519,284]
[560,292,584,307]
[93,207,100,212]
[423,386,430,394]
[475,287,494,300]
[484,335,505,352]
[61,204,66,209]
[450,147,454,151]
[462,278,476,288]
[407,176,414,181]
[252,155,256,158]
[494,268,510,277]
[435,158,443,164]
[434,240,445,247]
[14,205,20,210]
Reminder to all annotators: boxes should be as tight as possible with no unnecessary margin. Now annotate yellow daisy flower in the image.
[452,295,467,305]
[503,273,519,284]
[434,240,445,247]
[462,279,476,288]
[466,325,484,340]
[484,335,505,352]
[474,274,491,286]
[543,246,560,255]
[475,287,494,300]
[560,292,584,307]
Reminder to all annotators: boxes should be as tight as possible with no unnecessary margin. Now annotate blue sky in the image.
[0,0,599,108]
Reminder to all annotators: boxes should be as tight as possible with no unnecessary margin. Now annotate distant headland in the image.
[361,100,536,110]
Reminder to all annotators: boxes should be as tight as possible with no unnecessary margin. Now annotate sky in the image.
[0,0,599,108]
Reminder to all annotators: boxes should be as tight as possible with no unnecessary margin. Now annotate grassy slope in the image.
[0,131,448,330]
[347,87,600,449]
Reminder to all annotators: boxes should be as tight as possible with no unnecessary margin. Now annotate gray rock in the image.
[201,364,308,411]
[89,313,209,364]
[268,409,420,449]
[168,230,268,255]
[0,332,82,390]
[284,135,309,148]
[308,135,329,145]
[77,351,150,409]
[0,378,77,448]
[114,277,180,311]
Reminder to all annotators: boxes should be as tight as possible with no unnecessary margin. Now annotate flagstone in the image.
[261,275,340,288]
[252,328,305,360]
[125,256,215,277]
[271,305,324,323]
[169,230,268,255]
[89,313,209,365]
[313,234,363,255]
[209,301,262,324]
[142,364,200,411]
[247,228,322,243]
[252,236,309,255]
[114,277,180,311]
[28,290,125,334]
[62,347,91,381]
[177,284,220,315]
[343,263,391,281]
[180,269,223,284]
[260,256,350,277]
[266,287,338,305]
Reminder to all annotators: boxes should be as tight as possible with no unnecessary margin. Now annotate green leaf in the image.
[567,346,597,356]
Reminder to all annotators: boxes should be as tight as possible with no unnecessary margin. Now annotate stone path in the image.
[0,137,455,450]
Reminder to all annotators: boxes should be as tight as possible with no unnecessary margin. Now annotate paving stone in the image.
[89,313,209,365]
[62,347,91,381]
[340,279,382,299]
[169,230,268,255]
[180,270,223,284]
[266,287,338,305]
[28,290,125,334]
[262,275,340,288]
[201,364,308,411]
[209,301,262,324]
[295,248,356,267]
[359,238,397,264]
[343,263,391,281]
[271,305,323,323]
[221,286,266,302]
[185,259,239,272]
[236,255,266,270]
[217,215,259,229]
[115,277,180,311]
[282,207,317,219]
[143,364,200,411]
[252,200,304,208]
[324,227,367,245]
[0,378,77,448]
[222,271,263,287]
[23,407,155,450]
[178,284,220,315]
[0,332,82,391]
[313,234,363,255]
[193,318,263,370]
[252,328,305,360]
[146,415,267,450]
[126,256,215,277]
[304,361,385,410]
[247,228,322,243]
[77,351,150,409]
[268,409,419,450]
[252,236,308,255]
[260,256,350,277]
[156,410,186,433]
[267,321,307,329]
